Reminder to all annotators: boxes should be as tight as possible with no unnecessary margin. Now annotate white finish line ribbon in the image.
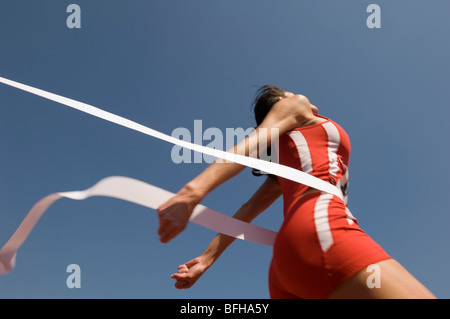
[0,76,343,199]
[0,76,344,274]
[0,176,276,274]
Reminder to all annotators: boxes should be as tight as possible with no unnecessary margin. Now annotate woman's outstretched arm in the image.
[157,94,314,243]
[171,176,282,289]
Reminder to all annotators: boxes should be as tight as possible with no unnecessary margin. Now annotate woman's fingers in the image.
[184,257,202,268]
[171,272,193,289]
[171,272,188,280]
[171,257,206,290]
[178,264,188,273]
[157,213,185,243]
[156,198,192,243]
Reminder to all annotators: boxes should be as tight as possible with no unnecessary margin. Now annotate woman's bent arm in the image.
[171,177,282,289]
[157,94,313,243]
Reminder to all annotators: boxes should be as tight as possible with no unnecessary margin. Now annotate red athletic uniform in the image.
[269,114,391,299]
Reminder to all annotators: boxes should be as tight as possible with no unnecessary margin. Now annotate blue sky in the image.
[0,0,449,298]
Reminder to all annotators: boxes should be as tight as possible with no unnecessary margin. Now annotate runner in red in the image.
[270,114,390,298]
[166,85,435,299]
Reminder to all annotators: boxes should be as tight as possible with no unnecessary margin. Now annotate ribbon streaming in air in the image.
[0,76,343,199]
[0,176,277,274]
[0,76,344,274]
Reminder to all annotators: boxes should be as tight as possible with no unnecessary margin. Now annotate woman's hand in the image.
[171,256,210,289]
[157,185,202,243]
[167,177,281,289]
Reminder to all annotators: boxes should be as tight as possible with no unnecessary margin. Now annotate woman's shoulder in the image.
[291,113,330,131]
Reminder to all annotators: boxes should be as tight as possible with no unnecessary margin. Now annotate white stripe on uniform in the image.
[314,193,334,252]
[321,122,340,178]
[287,131,313,174]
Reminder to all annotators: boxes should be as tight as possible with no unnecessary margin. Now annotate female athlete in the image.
[157,85,435,299]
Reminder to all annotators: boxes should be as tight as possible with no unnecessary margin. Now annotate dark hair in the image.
[252,85,287,126]
[251,85,286,178]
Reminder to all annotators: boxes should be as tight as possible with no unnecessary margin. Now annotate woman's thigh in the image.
[327,258,436,299]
